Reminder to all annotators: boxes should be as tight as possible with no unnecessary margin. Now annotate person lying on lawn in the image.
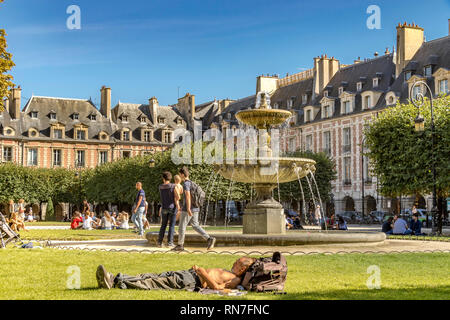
[96,256,256,291]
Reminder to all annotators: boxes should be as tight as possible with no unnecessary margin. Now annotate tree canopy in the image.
[364,95,450,198]
[0,0,15,111]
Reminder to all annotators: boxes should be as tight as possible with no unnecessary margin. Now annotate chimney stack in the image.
[3,98,9,113]
[9,86,21,119]
[149,97,158,124]
[100,86,111,118]
[313,55,339,98]
[395,22,424,77]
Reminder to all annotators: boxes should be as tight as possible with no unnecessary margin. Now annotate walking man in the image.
[172,166,216,251]
[157,171,177,247]
[132,182,146,236]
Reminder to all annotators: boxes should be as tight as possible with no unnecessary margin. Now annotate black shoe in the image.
[171,245,184,252]
[96,265,114,289]
[206,237,216,250]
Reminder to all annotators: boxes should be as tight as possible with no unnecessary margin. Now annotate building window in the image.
[405,71,412,81]
[164,132,172,143]
[3,147,12,162]
[73,113,79,120]
[76,130,86,140]
[30,111,38,119]
[99,151,108,165]
[412,85,422,100]
[27,149,38,166]
[423,65,432,77]
[89,114,97,121]
[357,82,362,91]
[49,113,56,120]
[122,116,128,123]
[343,127,351,153]
[323,90,328,97]
[343,157,351,185]
[338,87,344,95]
[373,78,379,87]
[439,79,448,94]
[53,149,62,167]
[158,117,165,124]
[287,99,293,109]
[288,137,296,152]
[54,129,63,139]
[323,131,331,156]
[122,151,131,158]
[305,109,312,122]
[144,131,152,142]
[76,150,85,167]
[305,134,313,152]
[343,101,351,114]
[364,95,372,109]
[122,131,130,141]
[323,105,332,118]
[302,94,307,104]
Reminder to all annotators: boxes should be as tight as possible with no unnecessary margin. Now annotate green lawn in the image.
[0,248,448,300]
[19,226,242,241]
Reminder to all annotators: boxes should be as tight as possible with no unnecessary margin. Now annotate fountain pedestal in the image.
[243,198,285,234]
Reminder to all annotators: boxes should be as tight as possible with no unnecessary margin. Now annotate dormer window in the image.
[424,65,433,77]
[72,113,79,120]
[305,109,312,122]
[158,116,165,124]
[323,90,328,97]
[138,115,146,123]
[302,94,308,104]
[338,87,344,95]
[89,114,97,121]
[76,130,86,140]
[49,112,57,120]
[287,98,294,109]
[30,111,38,119]
[122,116,128,122]
[343,101,351,114]
[357,82,362,91]
[176,117,183,125]
[373,78,379,88]
[405,71,412,81]
[322,105,332,118]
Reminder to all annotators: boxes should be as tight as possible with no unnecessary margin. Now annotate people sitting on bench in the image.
[96,256,256,291]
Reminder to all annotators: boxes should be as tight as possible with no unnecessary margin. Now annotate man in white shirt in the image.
[82,214,93,230]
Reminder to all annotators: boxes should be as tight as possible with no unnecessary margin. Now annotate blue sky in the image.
[1,0,449,108]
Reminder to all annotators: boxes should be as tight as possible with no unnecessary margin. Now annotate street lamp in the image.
[409,80,440,235]
[149,159,156,168]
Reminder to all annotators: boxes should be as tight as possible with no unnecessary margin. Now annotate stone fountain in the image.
[215,92,316,235]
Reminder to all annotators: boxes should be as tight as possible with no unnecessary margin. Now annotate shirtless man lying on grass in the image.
[96,256,256,291]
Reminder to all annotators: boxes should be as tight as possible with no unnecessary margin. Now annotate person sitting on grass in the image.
[116,212,130,229]
[392,215,412,235]
[71,211,84,230]
[337,215,348,230]
[409,213,424,236]
[90,212,101,229]
[9,212,27,232]
[96,256,257,291]
[82,212,93,230]
[382,217,394,234]
[101,211,114,230]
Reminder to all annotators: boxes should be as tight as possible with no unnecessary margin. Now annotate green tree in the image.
[46,198,55,221]
[0,0,15,111]
[364,95,450,234]
[277,151,337,215]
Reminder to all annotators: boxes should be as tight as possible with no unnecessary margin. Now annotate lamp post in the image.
[148,159,155,168]
[410,80,440,235]
[360,136,366,220]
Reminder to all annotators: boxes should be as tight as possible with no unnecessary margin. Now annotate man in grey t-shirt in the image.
[171,166,216,252]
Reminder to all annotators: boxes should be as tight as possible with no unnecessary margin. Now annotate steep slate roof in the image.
[303,53,396,124]
[270,77,314,109]
[20,96,115,140]
[214,95,256,126]
[112,102,185,142]
[390,35,450,102]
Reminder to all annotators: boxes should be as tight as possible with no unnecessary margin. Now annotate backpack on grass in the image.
[241,252,288,292]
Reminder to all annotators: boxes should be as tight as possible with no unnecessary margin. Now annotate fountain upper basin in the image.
[215,157,316,184]
[235,109,292,129]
